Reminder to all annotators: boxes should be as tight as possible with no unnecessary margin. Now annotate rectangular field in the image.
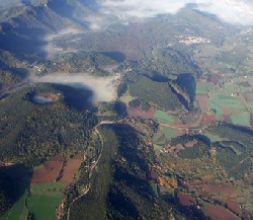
[28,195,63,220]
[28,182,65,220]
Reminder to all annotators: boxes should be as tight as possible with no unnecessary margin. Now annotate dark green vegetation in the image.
[69,125,116,220]
[135,48,201,77]
[0,84,97,164]
[117,82,127,98]
[46,51,124,75]
[63,127,103,219]
[128,75,182,111]
[97,101,127,121]
[120,72,197,113]
[0,173,14,214]
[175,137,209,160]
[53,84,94,111]
[0,71,21,90]
[174,73,196,103]
[128,98,141,108]
[173,123,253,180]
[0,83,98,219]
[0,51,29,94]
[70,124,172,220]
[106,124,163,219]
[208,124,253,179]
[178,143,208,159]
[1,0,253,219]
[0,165,30,217]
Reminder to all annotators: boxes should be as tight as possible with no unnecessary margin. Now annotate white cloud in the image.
[197,0,253,26]
[100,0,190,18]
[32,73,121,103]
[94,0,253,26]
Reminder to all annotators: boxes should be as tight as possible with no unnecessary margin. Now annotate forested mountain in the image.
[1,1,253,220]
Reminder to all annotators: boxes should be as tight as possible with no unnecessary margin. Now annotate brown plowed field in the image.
[197,94,209,112]
[205,204,239,220]
[177,193,196,207]
[60,159,82,185]
[201,113,216,125]
[32,160,63,183]
[225,200,242,216]
[200,184,238,199]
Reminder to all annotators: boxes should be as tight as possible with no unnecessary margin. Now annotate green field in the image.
[208,98,224,119]
[0,183,66,220]
[31,182,65,196]
[231,112,251,127]
[209,94,243,108]
[208,89,246,120]
[28,195,63,220]
[155,110,176,124]
[28,183,65,220]
[218,96,243,108]
[163,128,177,139]
[207,84,252,127]
[153,126,177,145]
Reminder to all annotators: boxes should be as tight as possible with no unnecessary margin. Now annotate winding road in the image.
[66,121,114,220]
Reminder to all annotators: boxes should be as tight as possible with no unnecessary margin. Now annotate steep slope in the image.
[0,0,96,60]
[0,4,65,59]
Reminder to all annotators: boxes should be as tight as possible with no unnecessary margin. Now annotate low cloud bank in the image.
[95,0,253,26]
[197,0,253,26]
[32,73,121,103]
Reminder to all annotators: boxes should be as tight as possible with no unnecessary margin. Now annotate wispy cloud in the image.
[44,26,82,59]
[197,0,253,26]
[94,0,253,26]
[100,0,190,19]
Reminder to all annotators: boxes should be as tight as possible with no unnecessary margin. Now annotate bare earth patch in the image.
[201,113,216,125]
[32,160,63,183]
[59,159,82,185]
[225,200,242,216]
[201,184,238,199]
[205,204,239,220]
[197,94,209,112]
[177,193,197,207]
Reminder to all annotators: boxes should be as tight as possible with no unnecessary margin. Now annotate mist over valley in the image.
[1,1,253,220]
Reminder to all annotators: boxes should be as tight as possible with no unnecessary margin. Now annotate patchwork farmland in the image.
[197,76,253,128]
